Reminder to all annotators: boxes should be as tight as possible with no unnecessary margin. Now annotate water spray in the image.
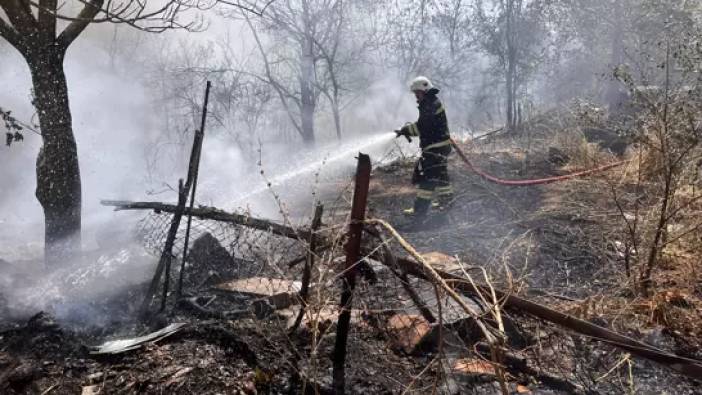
[227,132,400,208]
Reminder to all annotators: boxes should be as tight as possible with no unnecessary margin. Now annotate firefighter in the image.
[395,76,454,218]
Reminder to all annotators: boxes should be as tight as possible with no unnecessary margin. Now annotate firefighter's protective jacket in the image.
[401,88,450,150]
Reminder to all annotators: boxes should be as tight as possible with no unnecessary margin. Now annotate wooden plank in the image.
[215,277,301,297]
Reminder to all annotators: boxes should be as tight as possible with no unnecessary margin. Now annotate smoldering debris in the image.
[0,244,155,329]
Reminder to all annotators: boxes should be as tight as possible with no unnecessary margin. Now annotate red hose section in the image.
[450,138,629,186]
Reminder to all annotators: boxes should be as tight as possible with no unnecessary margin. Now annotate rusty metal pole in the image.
[332,153,371,394]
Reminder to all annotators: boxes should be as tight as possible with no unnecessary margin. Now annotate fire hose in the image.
[449,138,629,186]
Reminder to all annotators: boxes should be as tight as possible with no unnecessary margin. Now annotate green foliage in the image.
[1,107,24,147]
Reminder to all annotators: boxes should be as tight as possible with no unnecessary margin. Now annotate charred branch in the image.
[101,200,315,241]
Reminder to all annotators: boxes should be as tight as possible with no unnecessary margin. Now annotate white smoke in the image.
[0,20,419,326]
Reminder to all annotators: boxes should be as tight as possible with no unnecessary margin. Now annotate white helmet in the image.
[409,76,433,92]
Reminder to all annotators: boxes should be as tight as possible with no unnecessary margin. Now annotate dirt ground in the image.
[2,128,701,394]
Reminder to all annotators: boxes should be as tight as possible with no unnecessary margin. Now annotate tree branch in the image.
[244,10,303,134]
[216,0,278,17]
[0,13,24,51]
[57,0,104,48]
[1,0,38,36]
[37,0,57,36]
[25,0,199,33]
[100,199,315,241]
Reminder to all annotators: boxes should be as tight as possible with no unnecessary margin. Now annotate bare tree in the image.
[312,0,345,140]
[557,0,637,110]
[381,0,431,85]
[312,0,384,139]
[198,35,274,156]
[240,1,322,143]
[238,0,383,142]
[555,0,702,110]
[474,0,555,131]
[380,0,478,125]
[607,1,702,293]
[0,0,268,265]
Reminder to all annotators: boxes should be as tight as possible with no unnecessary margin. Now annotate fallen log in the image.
[101,200,315,241]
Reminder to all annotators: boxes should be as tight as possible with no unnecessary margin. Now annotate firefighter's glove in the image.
[396,125,412,142]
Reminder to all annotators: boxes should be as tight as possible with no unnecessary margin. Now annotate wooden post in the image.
[161,180,187,311]
[332,153,371,394]
[140,178,186,314]
[177,80,211,298]
[140,80,211,315]
[290,202,324,333]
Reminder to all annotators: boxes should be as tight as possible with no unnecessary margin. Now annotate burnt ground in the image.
[365,131,702,393]
[369,139,588,293]
[2,129,701,394]
[1,310,428,394]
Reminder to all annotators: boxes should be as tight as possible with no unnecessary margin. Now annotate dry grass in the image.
[526,112,702,354]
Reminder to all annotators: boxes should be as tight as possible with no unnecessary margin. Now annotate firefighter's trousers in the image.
[412,142,453,215]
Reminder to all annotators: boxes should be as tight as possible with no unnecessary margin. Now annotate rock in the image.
[217,277,303,316]
[279,306,364,335]
[216,277,301,298]
[81,385,100,395]
[187,232,241,286]
[190,232,235,269]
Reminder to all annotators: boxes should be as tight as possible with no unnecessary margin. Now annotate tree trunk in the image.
[300,0,316,143]
[506,59,516,131]
[28,48,82,266]
[300,92,315,143]
[605,2,624,111]
[332,88,342,140]
[505,0,517,132]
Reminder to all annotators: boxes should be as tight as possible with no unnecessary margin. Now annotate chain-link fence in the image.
[136,211,306,286]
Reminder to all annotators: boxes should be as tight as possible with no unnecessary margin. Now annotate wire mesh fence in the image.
[135,210,308,293]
